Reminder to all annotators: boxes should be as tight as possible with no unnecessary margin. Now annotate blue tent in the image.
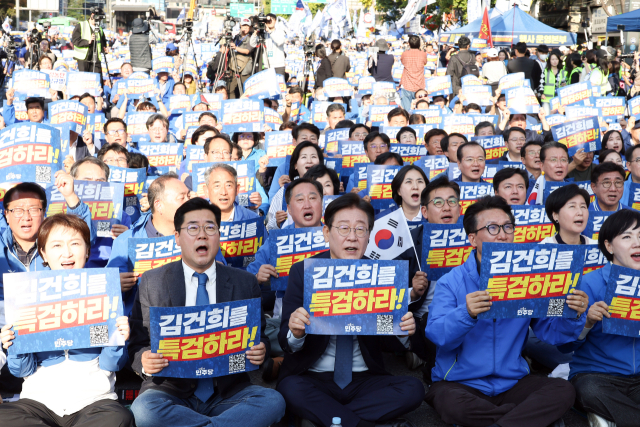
[438,8,503,44]
[440,6,576,47]
[606,9,640,32]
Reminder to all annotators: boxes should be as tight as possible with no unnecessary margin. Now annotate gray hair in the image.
[205,163,237,187]
[70,157,110,181]
[147,171,179,214]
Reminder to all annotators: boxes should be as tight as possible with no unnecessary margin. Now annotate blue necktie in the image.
[193,272,214,402]
[334,335,353,389]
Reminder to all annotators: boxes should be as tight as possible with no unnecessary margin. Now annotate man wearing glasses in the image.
[454,142,486,183]
[499,127,527,163]
[425,196,588,427]
[104,118,135,152]
[146,114,178,143]
[346,132,391,193]
[589,162,630,212]
[98,143,129,168]
[528,143,570,205]
[623,144,640,204]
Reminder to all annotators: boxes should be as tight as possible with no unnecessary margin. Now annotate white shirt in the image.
[182,261,217,306]
[287,332,369,373]
[222,206,236,222]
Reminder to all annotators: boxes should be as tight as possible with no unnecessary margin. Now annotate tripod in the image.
[213,35,244,97]
[299,52,316,108]
[250,30,270,76]
[177,25,204,92]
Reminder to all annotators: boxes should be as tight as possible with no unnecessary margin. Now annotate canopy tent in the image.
[439,6,576,47]
[606,8,640,33]
[438,8,504,44]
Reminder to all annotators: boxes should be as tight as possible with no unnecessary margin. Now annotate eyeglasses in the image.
[546,157,569,164]
[332,225,368,238]
[104,157,127,165]
[428,197,459,208]
[181,223,218,236]
[473,223,516,235]
[352,132,368,139]
[628,157,640,164]
[508,138,526,144]
[209,150,231,158]
[416,93,428,99]
[369,143,389,151]
[599,180,624,189]
[7,207,43,218]
[526,150,541,156]
[106,129,126,136]
[462,157,485,165]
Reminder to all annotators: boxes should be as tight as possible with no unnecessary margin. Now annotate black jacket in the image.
[507,57,543,91]
[368,53,395,82]
[129,260,269,399]
[129,33,152,70]
[315,57,333,89]
[278,251,396,383]
[445,50,477,97]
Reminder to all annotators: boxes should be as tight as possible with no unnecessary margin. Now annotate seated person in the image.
[496,111,551,143]
[493,168,529,205]
[425,196,589,427]
[559,209,640,427]
[475,121,495,137]
[128,198,285,427]
[623,144,640,203]
[440,133,467,164]
[590,162,630,212]
[346,132,391,193]
[277,193,424,427]
[528,142,570,205]
[499,127,527,163]
[521,141,543,181]
[0,214,132,427]
[424,129,447,156]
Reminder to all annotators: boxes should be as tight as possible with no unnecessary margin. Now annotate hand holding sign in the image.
[289,307,311,339]
[586,301,611,328]
[1,324,14,350]
[142,350,169,374]
[245,341,266,365]
[566,290,589,316]
[466,290,492,318]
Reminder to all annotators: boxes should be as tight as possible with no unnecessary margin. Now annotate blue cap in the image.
[332,418,341,425]
[166,42,177,51]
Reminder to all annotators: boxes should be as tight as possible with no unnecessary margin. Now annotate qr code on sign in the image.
[229,353,245,373]
[547,299,565,317]
[90,325,109,346]
[237,194,249,207]
[377,315,393,334]
[96,221,111,237]
[36,166,51,183]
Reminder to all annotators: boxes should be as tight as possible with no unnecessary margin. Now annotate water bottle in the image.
[330,417,342,427]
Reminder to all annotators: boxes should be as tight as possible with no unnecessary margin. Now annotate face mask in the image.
[539,54,548,61]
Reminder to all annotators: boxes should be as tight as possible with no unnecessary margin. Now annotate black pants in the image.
[572,372,640,427]
[425,375,574,427]
[277,371,424,427]
[228,73,250,99]
[413,314,437,383]
[0,398,133,427]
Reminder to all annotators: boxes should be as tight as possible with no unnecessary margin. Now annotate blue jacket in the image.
[0,201,96,301]
[155,76,176,106]
[8,345,127,377]
[589,196,631,212]
[232,202,259,221]
[246,222,292,298]
[426,252,585,396]
[106,212,226,315]
[559,263,640,379]
[3,103,50,126]
[268,163,287,206]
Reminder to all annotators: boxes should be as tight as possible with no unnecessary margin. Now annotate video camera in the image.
[28,28,42,45]
[303,39,315,56]
[254,13,268,32]
[90,6,106,21]
[223,13,236,38]
[41,21,51,31]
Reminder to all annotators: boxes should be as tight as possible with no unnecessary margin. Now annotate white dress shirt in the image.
[182,261,217,306]
[287,332,369,373]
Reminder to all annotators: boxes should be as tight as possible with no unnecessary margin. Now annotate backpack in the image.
[459,54,480,78]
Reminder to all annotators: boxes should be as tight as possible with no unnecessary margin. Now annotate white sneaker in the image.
[588,412,616,427]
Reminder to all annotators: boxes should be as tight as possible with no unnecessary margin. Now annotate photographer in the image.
[227,18,255,99]
[249,13,285,76]
[71,7,107,75]
[129,17,160,73]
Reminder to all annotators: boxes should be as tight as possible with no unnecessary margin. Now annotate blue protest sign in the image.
[367,165,401,210]
[0,123,61,184]
[219,217,265,270]
[551,117,601,156]
[221,99,264,132]
[242,68,281,100]
[67,71,101,97]
[421,223,471,281]
[48,100,88,134]
[602,264,640,338]
[107,166,146,223]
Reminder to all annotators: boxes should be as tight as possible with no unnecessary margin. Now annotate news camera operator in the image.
[72,7,107,75]
[129,15,161,74]
[249,13,286,77]
[227,17,255,99]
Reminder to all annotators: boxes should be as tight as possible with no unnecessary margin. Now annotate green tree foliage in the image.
[66,0,87,21]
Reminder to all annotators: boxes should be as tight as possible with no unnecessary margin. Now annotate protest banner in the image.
[126,78,157,100]
[506,87,540,114]
[323,77,354,97]
[219,217,265,270]
[551,117,601,156]
[339,141,368,175]
[264,131,294,167]
[10,69,50,98]
[42,69,68,92]
[369,105,395,127]
[67,71,101,97]
[558,82,594,107]
[478,242,586,319]
[390,144,427,164]
[221,99,264,132]
[324,128,350,154]
[512,205,555,243]
[425,76,452,96]
[168,95,192,113]
[0,123,61,184]
[303,259,409,335]
[87,113,106,143]
[595,97,625,123]
[128,236,182,277]
[4,268,124,354]
[46,180,124,237]
[565,106,602,121]
[152,56,174,73]
[138,142,183,174]
[242,68,281,100]
[584,244,607,275]
[462,85,493,106]
[125,112,154,142]
[268,227,330,291]
[150,298,261,378]
[264,107,283,128]
[458,182,494,213]
[48,100,88,134]
[367,165,401,210]
[107,166,146,223]
[442,114,475,137]
[472,135,507,160]
[357,76,376,94]
[421,223,471,281]
[603,264,640,337]
[584,211,615,241]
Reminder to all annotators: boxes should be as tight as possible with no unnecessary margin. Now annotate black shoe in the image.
[262,356,283,382]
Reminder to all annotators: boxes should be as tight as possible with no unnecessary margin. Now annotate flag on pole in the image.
[2,17,11,33]
[479,6,493,47]
[326,0,350,37]
[364,208,415,262]
[396,0,427,29]
[308,10,326,37]
[289,0,313,37]
[177,7,186,21]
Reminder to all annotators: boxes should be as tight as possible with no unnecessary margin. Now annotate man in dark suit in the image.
[277,193,424,427]
[128,197,286,427]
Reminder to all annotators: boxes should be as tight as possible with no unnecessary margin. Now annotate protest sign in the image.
[367,165,401,210]
[603,264,640,337]
[219,217,265,270]
[48,100,88,134]
[551,117,601,156]
[221,99,264,132]
[67,72,101,97]
[107,166,146,223]
[0,123,61,184]
[421,223,471,281]
[512,205,555,243]
[242,68,281,100]
[264,131,294,167]
[128,236,182,277]
[472,135,507,160]
[11,69,50,98]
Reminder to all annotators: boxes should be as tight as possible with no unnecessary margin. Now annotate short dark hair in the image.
[520,140,543,158]
[303,164,340,195]
[373,152,403,165]
[590,161,626,183]
[515,42,527,54]
[97,143,128,162]
[348,124,370,138]
[387,107,409,123]
[457,141,486,162]
[391,165,429,206]
[492,167,529,193]
[457,36,470,49]
[324,193,375,231]
[540,142,568,163]
[78,93,94,103]
[599,149,622,164]
[363,131,390,151]
[204,134,233,154]
[396,126,416,142]
[231,131,259,147]
[463,196,515,235]
[25,97,44,109]
[408,35,421,49]
[148,172,180,214]
[409,114,426,124]
[545,184,591,232]
[284,177,323,205]
[174,197,221,231]
[326,103,345,117]
[104,117,127,133]
[421,176,460,206]
[4,182,47,212]
[440,133,468,154]
[198,112,217,123]
[145,113,169,130]
[191,125,218,145]
[37,214,91,265]
[70,156,110,180]
[464,103,481,113]
[503,127,526,143]
[289,86,304,97]
[292,122,320,140]
[425,128,448,146]
[128,152,149,169]
[474,122,494,136]
[289,141,324,180]
[625,143,640,163]
[335,120,354,130]
[599,209,640,261]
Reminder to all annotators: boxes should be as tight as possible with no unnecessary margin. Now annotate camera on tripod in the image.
[90,6,106,21]
[303,40,315,56]
[254,13,268,33]
[28,28,42,45]
[223,14,236,38]
[41,21,51,31]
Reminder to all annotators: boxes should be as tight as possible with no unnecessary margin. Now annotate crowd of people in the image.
[0,7,638,427]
